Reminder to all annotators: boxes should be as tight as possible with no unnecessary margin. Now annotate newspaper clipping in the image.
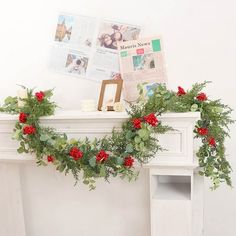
[50,13,141,81]
[118,37,167,102]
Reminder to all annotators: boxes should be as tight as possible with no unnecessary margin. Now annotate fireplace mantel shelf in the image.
[0,110,200,164]
[0,110,200,121]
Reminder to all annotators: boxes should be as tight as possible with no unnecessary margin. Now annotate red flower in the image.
[124,156,134,168]
[47,155,55,163]
[23,125,36,135]
[197,127,208,136]
[196,93,207,102]
[132,118,142,129]
[69,147,83,160]
[208,137,216,146]
[35,91,45,102]
[177,86,186,96]
[144,113,158,127]
[96,150,109,162]
[19,112,28,123]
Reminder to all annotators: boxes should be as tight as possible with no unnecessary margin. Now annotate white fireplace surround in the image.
[0,111,203,236]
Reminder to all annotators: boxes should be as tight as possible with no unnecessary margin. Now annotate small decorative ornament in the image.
[101,106,108,112]
[113,102,124,112]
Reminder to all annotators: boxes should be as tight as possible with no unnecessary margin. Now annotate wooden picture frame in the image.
[98,79,123,111]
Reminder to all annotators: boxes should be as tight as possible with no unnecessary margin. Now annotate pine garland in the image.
[0,82,234,190]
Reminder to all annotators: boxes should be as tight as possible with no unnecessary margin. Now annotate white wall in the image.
[0,0,236,235]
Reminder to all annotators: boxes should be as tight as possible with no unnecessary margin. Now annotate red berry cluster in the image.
[23,125,36,135]
[18,90,47,137]
[197,127,208,136]
[35,91,45,102]
[132,113,158,129]
[196,92,207,101]
[132,118,142,129]
[197,127,216,147]
[124,156,134,168]
[47,155,55,163]
[177,86,186,96]
[176,86,207,102]
[69,147,84,160]
[96,150,109,162]
[19,112,28,123]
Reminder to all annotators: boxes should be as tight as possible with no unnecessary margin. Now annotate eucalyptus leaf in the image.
[138,129,147,138]
[69,138,78,145]
[191,104,198,112]
[116,157,123,165]
[89,157,96,167]
[17,147,24,154]
[134,136,141,143]
[139,142,145,150]
[47,139,56,146]
[83,180,90,185]
[12,129,21,140]
[57,164,66,172]
[126,131,134,139]
[100,165,106,177]
[5,96,15,104]
[40,134,50,142]
[214,107,223,113]
[126,144,133,153]
[142,134,149,141]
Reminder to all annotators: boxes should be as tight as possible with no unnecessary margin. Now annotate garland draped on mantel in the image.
[0,82,234,190]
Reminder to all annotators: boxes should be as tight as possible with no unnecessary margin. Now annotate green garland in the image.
[0,82,234,190]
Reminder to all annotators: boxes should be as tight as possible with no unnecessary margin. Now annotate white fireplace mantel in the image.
[0,110,203,236]
[0,110,200,163]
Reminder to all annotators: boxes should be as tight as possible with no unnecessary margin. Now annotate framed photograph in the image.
[98,79,123,111]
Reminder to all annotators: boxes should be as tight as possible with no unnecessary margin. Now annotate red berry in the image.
[196,93,207,101]
[132,118,142,129]
[96,150,109,162]
[35,91,45,102]
[124,156,134,168]
[19,112,28,123]
[47,155,55,163]
[177,86,186,96]
[69,147,83,160]
[144,113,158,127]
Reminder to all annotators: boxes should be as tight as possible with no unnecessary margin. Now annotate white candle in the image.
[17,89,28,107]
[81,100,96,112]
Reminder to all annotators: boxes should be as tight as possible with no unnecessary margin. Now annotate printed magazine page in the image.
[50,13,141,81]
[118,37,167,102]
